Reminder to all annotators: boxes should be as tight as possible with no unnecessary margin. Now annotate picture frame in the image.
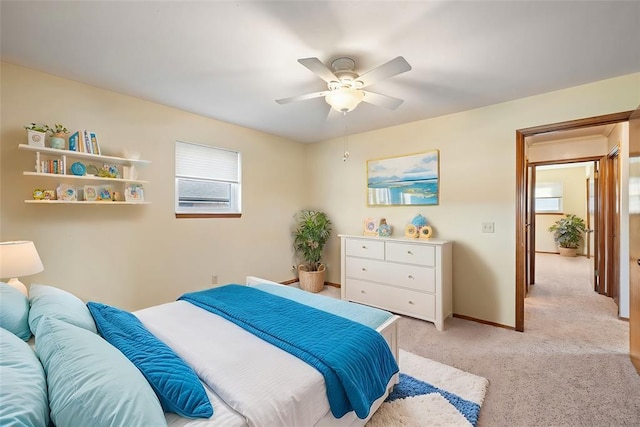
[124,183,144,202]
[367,150,439,206]
[84,185,99,201]
[363,217,378,236]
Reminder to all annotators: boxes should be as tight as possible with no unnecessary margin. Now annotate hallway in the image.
[525,253,627,353]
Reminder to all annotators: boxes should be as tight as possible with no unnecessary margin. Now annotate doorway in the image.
[515,111,633,332]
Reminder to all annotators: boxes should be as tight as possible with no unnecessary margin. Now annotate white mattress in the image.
[136,301,365,427]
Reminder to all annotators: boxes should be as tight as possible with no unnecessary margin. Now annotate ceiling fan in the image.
[276,56,412,113]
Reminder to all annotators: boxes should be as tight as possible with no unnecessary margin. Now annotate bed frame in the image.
[245,276,400,363]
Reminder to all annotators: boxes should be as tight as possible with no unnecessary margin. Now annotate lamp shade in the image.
[325,88,365,113]
[0,241,44,288]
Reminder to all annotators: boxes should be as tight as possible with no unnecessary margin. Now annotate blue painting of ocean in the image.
[368,179,439,205]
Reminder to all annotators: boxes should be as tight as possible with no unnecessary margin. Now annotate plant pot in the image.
[298,264,326,293]
[26,130,46,147]
[50,133,66,149]
[558,247,578,257]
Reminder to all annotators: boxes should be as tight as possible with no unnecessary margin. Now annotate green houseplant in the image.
[548,214,587,257]
[293,210,332,293]
[48,123,69,149]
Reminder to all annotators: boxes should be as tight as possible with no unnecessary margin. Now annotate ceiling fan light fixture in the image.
[325,88,365,113]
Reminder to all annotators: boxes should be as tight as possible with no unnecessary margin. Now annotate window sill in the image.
[175,213,242,219]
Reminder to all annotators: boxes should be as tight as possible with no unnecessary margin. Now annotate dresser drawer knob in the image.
[362,245,367,249]
[361,268,367,271]
[407,250,413,255]
[361,290,366,294]
[408,300,414,305]
[408,275,414,279]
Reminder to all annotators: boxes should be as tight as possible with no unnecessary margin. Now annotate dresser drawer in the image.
[346,257,435,293]
[385,242,435,266]
[345,238,385,260]
[345,279,435,321]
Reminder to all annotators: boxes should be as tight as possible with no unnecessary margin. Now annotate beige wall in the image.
[534,166,589,255]
[0,62,308,310]
[309,73,640,327]
[2,62,638,327]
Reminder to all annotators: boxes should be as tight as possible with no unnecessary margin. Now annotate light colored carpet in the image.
[397,253,640,426]
[368,349,488,427]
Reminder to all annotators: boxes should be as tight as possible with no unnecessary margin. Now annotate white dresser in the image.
[339,234,452,330]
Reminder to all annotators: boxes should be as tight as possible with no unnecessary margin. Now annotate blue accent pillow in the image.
[35,317,167,427]
[0,327,49,427]
[87,302,213,419]
[0,283,31,340]
[28,283,97,336]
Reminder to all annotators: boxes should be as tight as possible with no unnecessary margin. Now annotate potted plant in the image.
[548,214,587,257]
[293,210,332,293]
[48,123,69,149]
[24,123,49,147]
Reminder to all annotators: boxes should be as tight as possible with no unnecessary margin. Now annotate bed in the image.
[0,277,400,427]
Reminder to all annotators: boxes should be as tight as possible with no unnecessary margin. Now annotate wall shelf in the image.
[19,143,150,204]
[24,200,150,205]
[18,144,150,166]
[23,171,148,184]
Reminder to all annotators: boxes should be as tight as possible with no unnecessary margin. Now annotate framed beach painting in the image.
[367,150,439,206]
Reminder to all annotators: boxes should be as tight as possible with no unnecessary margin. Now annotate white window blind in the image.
[535,181,563,213]
[175,141,241,215]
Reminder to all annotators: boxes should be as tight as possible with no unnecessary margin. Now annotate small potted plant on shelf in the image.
[24,123,49,148]
[48,123,69,150]
[293,210,332,293]
[548,213,587,257]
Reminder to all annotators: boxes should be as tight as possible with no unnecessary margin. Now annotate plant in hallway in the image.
[548,213,587,257]
[293,210,332,293]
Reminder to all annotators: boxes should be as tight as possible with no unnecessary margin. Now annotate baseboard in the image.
[452,313,515,330]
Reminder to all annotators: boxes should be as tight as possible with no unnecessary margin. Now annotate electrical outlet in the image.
[211,275,218,285]
[482,222,495,233]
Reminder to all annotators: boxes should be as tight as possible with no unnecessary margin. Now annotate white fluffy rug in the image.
[368,350,489,426]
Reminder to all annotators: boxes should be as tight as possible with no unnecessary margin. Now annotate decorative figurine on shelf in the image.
[378,218,392,237]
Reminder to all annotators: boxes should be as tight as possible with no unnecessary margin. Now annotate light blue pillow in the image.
[36,317,167,427]
[0,283,31,341]
[87,302,213,419]
[28,283,97,336]
[0,327,49,427]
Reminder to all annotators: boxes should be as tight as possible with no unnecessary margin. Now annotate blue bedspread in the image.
[179,285,398,419]
[252,283,394,329]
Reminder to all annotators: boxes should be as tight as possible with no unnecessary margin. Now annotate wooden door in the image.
[606,148,620,303]
[526,164,536,293]
[629,106,640,373]
[596,157,607,294]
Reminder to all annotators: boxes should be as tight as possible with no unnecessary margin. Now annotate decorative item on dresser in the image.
[339,234,452,330]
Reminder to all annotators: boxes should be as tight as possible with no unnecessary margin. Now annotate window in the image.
[535,181,563,213]
[175,141,241,216]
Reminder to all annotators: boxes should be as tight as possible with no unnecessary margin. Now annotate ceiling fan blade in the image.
[276,90,329,105]
[298,57,339,83]
[362,91,404,110]
[358,56,412,88]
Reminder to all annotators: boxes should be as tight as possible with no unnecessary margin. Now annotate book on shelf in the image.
[68,131,80,152]
[88,131,100,155]
[83,130,92,154]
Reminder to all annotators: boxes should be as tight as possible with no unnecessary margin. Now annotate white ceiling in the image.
[1,1,639,143]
